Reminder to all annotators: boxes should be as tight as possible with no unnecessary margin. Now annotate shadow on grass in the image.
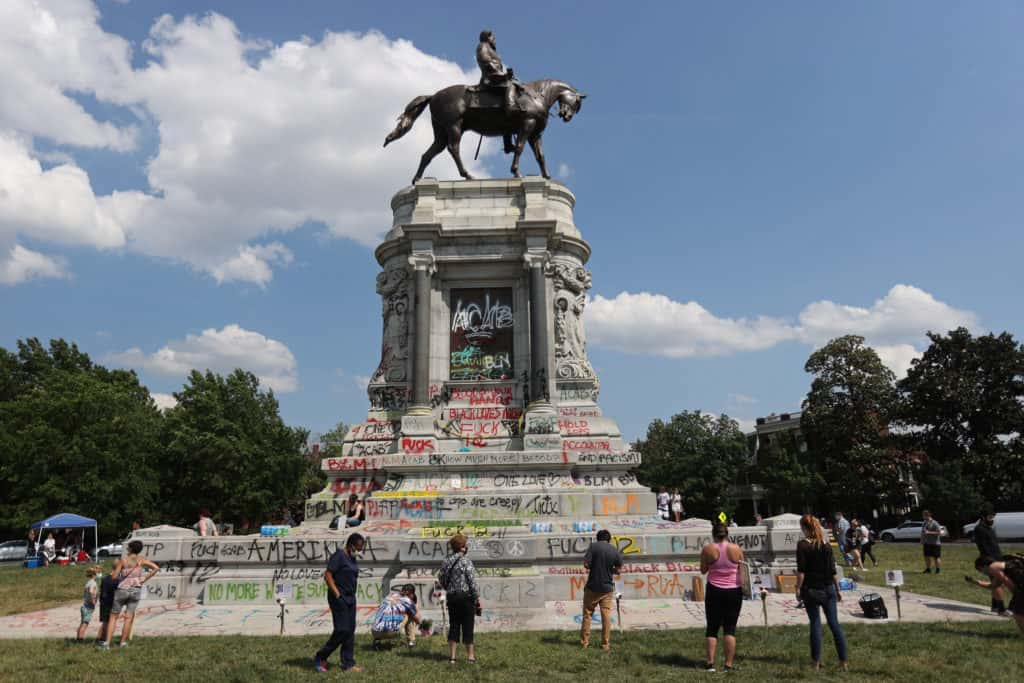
[921,603,990,615]
[540,633,570,645]
[283,657,317,671]
[646,653,706,669]
[936,626,1021,640]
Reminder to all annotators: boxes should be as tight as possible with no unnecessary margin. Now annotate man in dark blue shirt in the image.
[580,529,623,650]
[314,533,365,673]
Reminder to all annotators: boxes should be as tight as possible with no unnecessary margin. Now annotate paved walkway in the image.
[0,584,1008,639]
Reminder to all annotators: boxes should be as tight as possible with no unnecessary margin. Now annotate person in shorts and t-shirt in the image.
[371,584,421,649]
[921,510,943,574]
[76,566,101,641]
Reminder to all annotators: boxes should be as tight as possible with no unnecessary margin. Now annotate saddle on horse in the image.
[466,82,525,111]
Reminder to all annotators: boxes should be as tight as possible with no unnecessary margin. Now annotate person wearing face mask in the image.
[314,533,365,673]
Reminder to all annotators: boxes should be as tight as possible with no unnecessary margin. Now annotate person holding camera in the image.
[795,514,848,672]
[579,529,623,651]
[438,534,480,664]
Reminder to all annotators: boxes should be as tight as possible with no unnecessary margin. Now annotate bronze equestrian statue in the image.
[384,30,585,183]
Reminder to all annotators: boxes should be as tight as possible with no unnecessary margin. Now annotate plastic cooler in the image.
[23,557,44,569]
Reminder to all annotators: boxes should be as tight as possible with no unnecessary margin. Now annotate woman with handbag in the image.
[438,534,480,665]
[795,514,848,672]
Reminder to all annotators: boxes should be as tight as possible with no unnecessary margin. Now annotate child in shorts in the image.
[76,566,102,641]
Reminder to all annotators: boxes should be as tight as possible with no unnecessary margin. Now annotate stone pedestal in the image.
[127,178,796,627]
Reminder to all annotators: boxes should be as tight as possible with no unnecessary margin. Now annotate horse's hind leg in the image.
[445,125,473,180]
[413,126,446,183]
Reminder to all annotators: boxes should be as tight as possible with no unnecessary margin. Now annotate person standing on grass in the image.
[847,521,866,571]
[700,522,744,673]
[439,533,480,665]
[101,540,160,649]
[579,529,623,651]
[833,513,851,566]
[970,555,1024,636]
[796,514,848,672]
[76,565,101,641]
[314,533,365,673]
[921,510,942,573]
[97,570,117,642]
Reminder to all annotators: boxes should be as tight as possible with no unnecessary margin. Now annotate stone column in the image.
[407,254,434,415]
[524,252,551,406]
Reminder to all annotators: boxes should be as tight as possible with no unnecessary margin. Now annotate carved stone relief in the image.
[370,266,411,385]
[548,261,596,380]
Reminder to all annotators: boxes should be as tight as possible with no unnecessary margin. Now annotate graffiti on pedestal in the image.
[450,288,514,381]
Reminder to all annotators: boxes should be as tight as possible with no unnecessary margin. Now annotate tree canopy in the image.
[634,411,748,520]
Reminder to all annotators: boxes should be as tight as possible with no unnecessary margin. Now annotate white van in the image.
[962,512,1024,541]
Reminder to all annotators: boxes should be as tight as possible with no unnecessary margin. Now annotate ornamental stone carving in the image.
[548,261,595,380]
[370,266,411,384]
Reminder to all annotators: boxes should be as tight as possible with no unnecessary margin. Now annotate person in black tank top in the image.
[795,514,848,671]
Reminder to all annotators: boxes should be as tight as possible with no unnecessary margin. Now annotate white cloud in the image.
[151,392,178,411]
[587,292,797,358]
[1,2,492,285]
[108,324,298,392]
[556,162,572,179]
[586,284,977,377]
[0,244,70,284]
[354,375,371,391]
[729,393,758,405]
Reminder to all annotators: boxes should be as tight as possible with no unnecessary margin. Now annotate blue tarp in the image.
[31,513,97,529]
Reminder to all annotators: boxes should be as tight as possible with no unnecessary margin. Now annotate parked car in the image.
[0,540,31,562]
[963,512,1024,541]
[879,520,949,542]
[95,542,123,558]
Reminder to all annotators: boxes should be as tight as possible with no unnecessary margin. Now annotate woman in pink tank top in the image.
[699,522,745,673]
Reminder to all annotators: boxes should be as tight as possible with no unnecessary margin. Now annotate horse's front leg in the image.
[528,134,549,179]
[510,122,534,178]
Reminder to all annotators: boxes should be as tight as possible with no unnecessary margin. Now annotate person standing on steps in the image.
[700,522,744,673]
[671,488,683,522]
[921,510,943,574]
[314,533,365,674]
[796,514,849,672]
[579,529,623,651]
[657,486,670,520]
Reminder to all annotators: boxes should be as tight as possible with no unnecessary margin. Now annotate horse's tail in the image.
[384,95,431,147]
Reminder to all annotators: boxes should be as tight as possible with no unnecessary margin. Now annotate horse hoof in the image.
[462,173,475,180]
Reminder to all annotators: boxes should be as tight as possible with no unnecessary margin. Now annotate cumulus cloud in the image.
[0,244,70,284]
[150,392,178,411]
[729,393,758,405]
[586,284,977,377]
[1,1,491,285]
[587,292,797,358]
[108,323,298,392]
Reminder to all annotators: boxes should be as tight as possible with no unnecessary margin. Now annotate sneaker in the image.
[96,642,110,651]
[342,665,363,673]
[407,641,415,649]
[724,665,738,673]
[119,641,129,648]
[923,568,931,574]
[313,656,328,673]
[705,662,716,673]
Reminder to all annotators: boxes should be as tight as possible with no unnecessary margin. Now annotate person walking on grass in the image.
[439,533,480,665]
[579,529,623,651]
[833,512,851,566]
[921,510,943,574]
[969,555,1024,636]
[100,540,160,649]
[700,521,744,673]
[796,514,849,672]
[314,533,364,673]
[973,504,1007,615]
[858,520,878,567]
[76,565,102,641]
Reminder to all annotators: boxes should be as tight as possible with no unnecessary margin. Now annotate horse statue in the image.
[384,79,585,184]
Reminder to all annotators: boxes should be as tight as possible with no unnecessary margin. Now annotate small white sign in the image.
[885,570,904,587]
[275,583,292,600]
[614,578,624,598]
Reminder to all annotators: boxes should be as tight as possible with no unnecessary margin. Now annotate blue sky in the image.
[2,1,1021,440]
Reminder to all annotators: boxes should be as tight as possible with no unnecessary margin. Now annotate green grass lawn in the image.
[0,622,1021,682]
[0,560,114,616]
[840,541,1024,607]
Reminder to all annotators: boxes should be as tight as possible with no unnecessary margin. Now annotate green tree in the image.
[160,369,309,527]
[802,335,912,514]
[752,429,824,513]
[634,411,749,520]
[0,339,163,538]
[898,327,1024,513]
[318,420,350,459]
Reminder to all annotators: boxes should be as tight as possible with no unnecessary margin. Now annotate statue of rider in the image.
[476,30,518,153]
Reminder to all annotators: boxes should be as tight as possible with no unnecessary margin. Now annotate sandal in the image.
[467,659,477,664]
[449,658,457,665]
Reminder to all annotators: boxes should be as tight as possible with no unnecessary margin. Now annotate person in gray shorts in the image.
[100,540,160,649]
